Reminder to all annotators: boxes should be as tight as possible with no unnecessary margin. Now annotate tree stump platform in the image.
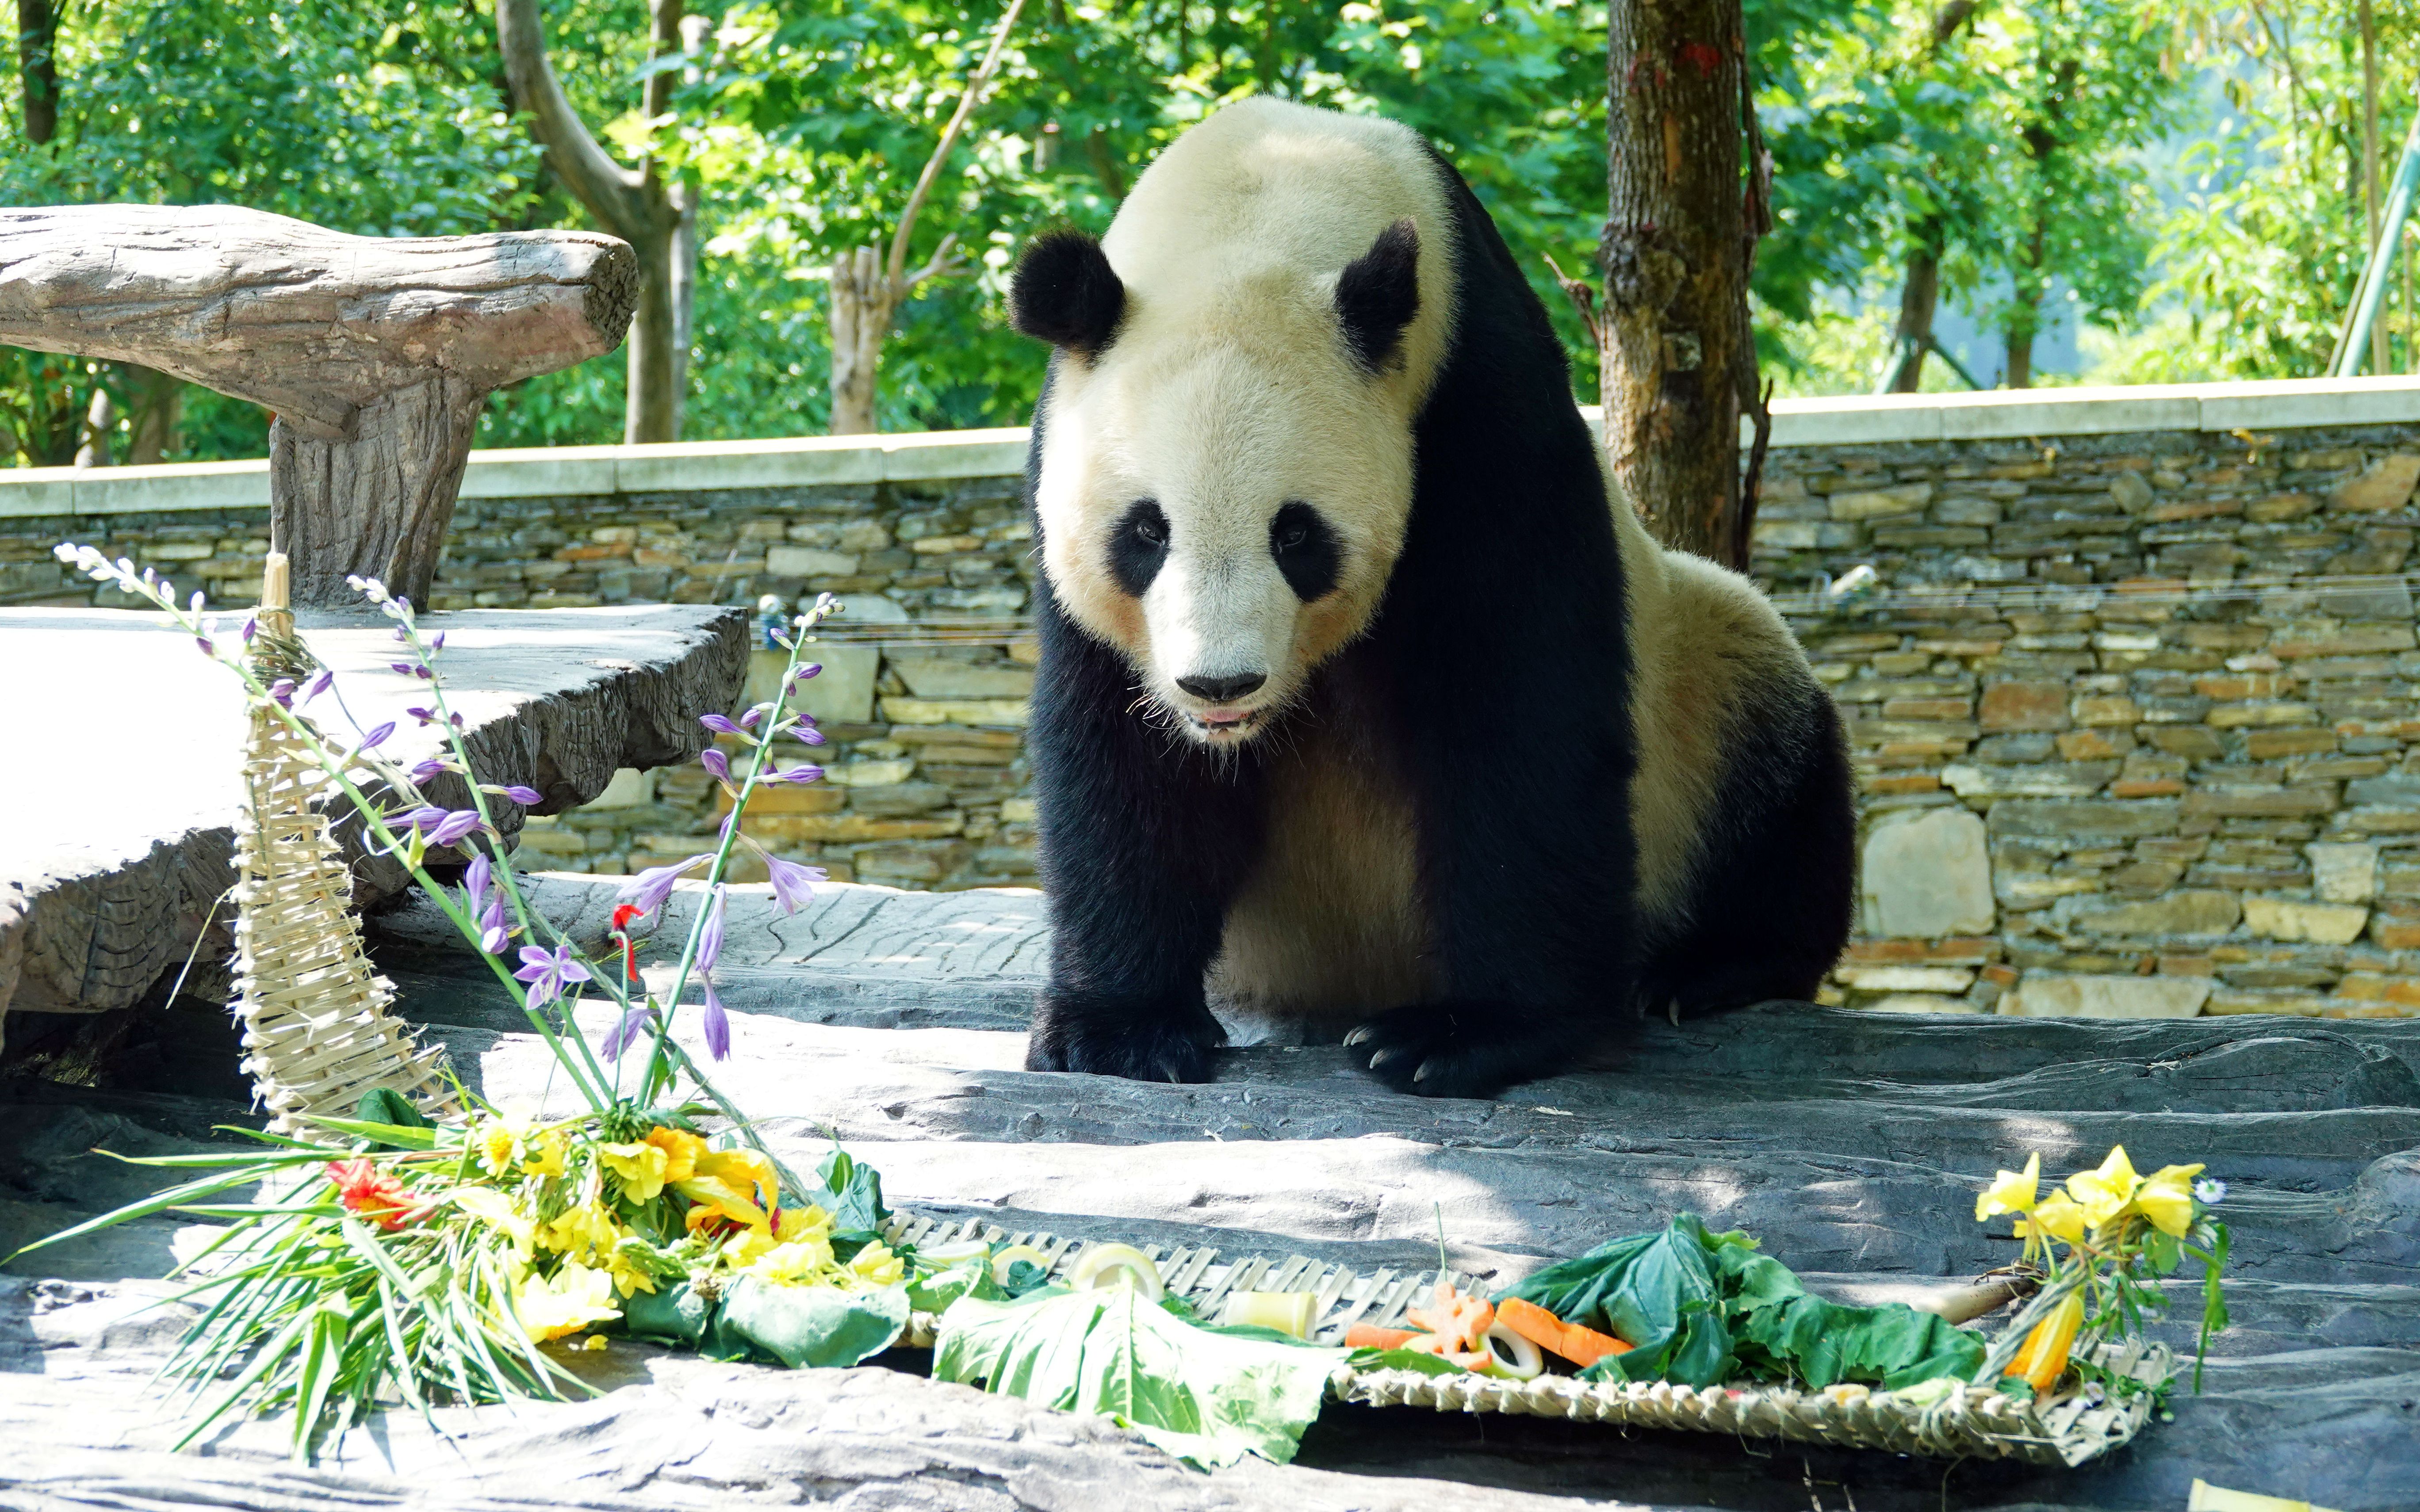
[0,604,746,1046]
[7,878,2418,1509]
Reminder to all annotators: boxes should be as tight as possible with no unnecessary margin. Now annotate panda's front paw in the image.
[1344,1002,1570,1099]
[1026,992,1226,1083]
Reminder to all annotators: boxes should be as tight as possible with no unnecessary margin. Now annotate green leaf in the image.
[355,1088,434,1131]
[1502,1214,1743,1387]
[906,1260,994,1315]
[1347,1346,1471,1378]
[1712,1243,1986,1390]
[718,1277,908,1369]
[934,1287,1347,1468]
[809,1145,887,1238]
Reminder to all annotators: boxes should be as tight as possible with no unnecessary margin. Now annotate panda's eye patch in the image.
[1107,498,1170,598]
[1269,502,1340,602]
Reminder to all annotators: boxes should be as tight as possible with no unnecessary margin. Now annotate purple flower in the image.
[304,669,334,702]
[782,764,823,784]
[765,854,825,915]
[699,714,743,737]
[791,662,823,684]
[513,943,591,1008]
[500,785,543,806]
[739,706,764,729]
[390,662,418,677]
[700,748,729,781]
[405,706,436,726]
[400,806,448,831]
[392,626,408,642]
[268,678,296,708]
[430,809,483,846]
[461,853,492,915]
[429,632,445,653]
[617,854,714,915]
[449,712,464,729]
[479,923,510,955]
[701,980,731,1061]
[358,722,395,750]
[796,727,827,747]
[195,637,214,656]
[602,1005,660,1061]
[410,758,448,783]
[697,886,727,975]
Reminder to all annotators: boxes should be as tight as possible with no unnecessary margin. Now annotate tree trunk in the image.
[827,246,892,436]
[495,0,685,443]
[73,386,111,466]
[1600,0,1762,568]
[2361,0,2386,374]
[2004,298,2037,389]
[126,362,180,464]
[1883,244,1939,393]
[16,0,55,144]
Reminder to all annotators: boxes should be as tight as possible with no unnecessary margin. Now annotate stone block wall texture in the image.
[11,396,2420,1019]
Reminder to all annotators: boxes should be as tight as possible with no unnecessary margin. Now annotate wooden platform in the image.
[6,877,2417,1509]
[0,604,746,1043]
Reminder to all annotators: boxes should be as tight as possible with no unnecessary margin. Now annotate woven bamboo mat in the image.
[879,1209,2170,1467]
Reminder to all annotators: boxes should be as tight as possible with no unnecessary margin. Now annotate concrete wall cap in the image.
[8,382,2420,516]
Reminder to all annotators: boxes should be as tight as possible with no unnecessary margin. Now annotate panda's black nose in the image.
[1177,672,1266,703]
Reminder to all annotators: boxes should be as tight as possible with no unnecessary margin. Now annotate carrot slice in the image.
[1404,1282,1495,1353]
[1496,1296,1632,1368]
[1344,1323,1420,1351]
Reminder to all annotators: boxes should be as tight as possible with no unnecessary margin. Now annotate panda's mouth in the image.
[1183,705,1264,742]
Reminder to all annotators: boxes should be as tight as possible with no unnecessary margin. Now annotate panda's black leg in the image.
[1022,588,1266,1084]
[1343,1001,1584,1099]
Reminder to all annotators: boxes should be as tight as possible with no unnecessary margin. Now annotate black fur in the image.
[1010,229,1126,358]
[1269,502,1340,601]
[1106,499,1169,597]
[1018,143,1854,1098]
[1334,218,1421,372]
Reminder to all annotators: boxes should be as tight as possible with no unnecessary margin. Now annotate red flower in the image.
[611,904,644,983]
[325,1158,424,1231]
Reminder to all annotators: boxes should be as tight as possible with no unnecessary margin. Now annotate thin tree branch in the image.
[903,233,966,292]
[885,0,1029,295]
[495,0,653,241]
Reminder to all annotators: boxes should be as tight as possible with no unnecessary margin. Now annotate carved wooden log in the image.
[0,204,637,605]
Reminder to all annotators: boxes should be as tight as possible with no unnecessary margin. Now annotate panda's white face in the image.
[1037,318,1412,747]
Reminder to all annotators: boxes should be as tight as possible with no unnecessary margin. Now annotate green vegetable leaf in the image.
[1502,1214,1745,1387]
[808,1146,888,1239]
[717,1277,908,1369]
[1347,1346,1472,1378]
[933,1287,1346,1468]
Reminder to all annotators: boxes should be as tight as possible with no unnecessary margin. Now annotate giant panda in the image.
[1006,97,1856,1099]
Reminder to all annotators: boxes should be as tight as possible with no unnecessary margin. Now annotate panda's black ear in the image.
[1010,229,1125,359]
[1335,218,1421,374]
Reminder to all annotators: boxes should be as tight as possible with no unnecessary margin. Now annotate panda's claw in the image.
[1025,991,1225,1084]
[1345,1001,1575,1100]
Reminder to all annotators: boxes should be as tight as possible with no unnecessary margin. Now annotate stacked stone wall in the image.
[1754,423,2420,1019]
[12,401,2420,1018]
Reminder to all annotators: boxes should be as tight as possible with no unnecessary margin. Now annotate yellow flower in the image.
[471,1119,520,1178]
[450,1185,536,1251]
[692,1146,778,1208]
[676,1173,769,1233]
[605,1238,662,1298]
[1975,1153,2043,1222]
[747,1236,840,1286]
[643,1126,707,1185]
[512,1260,622,1342]
[520,1130,568,1178]
[722,1206,831,1269]
[541,1199,621,1261]
[846,1241,904,1289]
[2019,1194,2089,1248]
[600,1141,670,1202]
[2130,1162,2206,1237]
[2066,1146,2142,1230]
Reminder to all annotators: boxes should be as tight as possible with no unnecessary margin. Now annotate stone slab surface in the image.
[6,879,2419,1508]
[0,605,746,1032]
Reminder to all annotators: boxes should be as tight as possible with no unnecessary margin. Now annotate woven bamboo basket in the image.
[229,554,453,1139]
[878,1209,2171,1468]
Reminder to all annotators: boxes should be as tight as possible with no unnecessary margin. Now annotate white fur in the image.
[1036,97,1455,743]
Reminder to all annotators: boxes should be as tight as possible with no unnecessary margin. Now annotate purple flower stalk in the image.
[700,748,730,781]
[617,853,714,915]
[765,854,825,915]
[513,943,591,1008]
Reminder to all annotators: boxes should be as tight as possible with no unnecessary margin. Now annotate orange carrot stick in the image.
[1496,1296,1632,1368]
[1344,1322,1421,1351]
